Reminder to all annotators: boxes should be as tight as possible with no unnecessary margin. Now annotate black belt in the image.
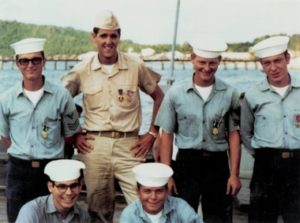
[87,130,138,138]
[9,155,55,168]
[255,148,300,159]
[178,149,227,157]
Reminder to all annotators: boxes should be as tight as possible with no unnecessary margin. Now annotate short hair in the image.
[136,182,168,190]
[93,27,121,36]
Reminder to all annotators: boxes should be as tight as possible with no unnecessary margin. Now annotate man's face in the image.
[191,54,220,86]
[137,185,168,215]
[48,179,82,213]
[92,29,120,64]
[260,53,290,87]
[16,52,44,81]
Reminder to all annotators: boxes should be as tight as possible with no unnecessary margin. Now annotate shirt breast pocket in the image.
[82,85,105,110]
[39,116,62,148]
[177,114,198,138]
[113,86,139,109]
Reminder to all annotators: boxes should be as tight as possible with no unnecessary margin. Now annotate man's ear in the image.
[191,53,196,60]
[47,182,54,193]
[286,52,291,64]
[91,32,96,39]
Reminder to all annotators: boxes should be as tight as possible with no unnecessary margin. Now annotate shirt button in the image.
[202,121,205,124]
[202,139,206,142]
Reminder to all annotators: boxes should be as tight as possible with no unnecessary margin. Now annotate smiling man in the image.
[0,38,80,222]
[61,10,164,223]
[241,36,300,222]
[120,163,202,223]
[15,159,90,223]
[155,35,241,223]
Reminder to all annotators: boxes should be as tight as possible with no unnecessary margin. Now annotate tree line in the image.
[0,20,299,57]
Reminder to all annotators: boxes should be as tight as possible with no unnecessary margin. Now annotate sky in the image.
[0,0,299,45]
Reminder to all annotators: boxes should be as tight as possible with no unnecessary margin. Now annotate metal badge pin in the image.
[212,120,220,136]
[295,114,300,128]
[212,127,219,136]
[118,89,124,102]
[126,90,134,102]
[41,122,48,139]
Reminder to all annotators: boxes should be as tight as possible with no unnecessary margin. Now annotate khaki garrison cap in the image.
[94,10,120,30]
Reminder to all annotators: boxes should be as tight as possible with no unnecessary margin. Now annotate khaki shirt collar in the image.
[91,51,129,72]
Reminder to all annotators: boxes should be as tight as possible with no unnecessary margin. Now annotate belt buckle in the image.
[111,131,120,138]
[31,161,40,168]
[281,151,292,159]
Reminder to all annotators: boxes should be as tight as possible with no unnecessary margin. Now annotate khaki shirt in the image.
[62,52,160,132]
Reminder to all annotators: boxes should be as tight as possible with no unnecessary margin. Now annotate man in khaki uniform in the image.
[61,10,164,223]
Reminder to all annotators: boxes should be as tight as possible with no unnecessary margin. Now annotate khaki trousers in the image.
[79,135,144,223]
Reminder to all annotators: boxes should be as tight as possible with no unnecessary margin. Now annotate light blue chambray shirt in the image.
[241,75,300,153]
[155,77,240,151]
[0,78,80,160]
[15,194,91,223]
[120,196,203,223]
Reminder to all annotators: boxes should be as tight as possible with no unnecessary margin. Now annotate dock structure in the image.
[0,58,259,71]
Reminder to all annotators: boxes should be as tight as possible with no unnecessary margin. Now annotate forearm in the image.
[228,131,241,177]
[149,86,164,132]
[160,131,173,166]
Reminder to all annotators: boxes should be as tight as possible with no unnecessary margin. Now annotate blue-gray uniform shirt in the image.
[120,196,203,223]
[15,194,91,223]
[155,78,240,151]
[0,78,80,160]
[241,75,300,153]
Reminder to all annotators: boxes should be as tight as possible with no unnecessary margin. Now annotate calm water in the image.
[1,61,299,175]
[1,61,300,132]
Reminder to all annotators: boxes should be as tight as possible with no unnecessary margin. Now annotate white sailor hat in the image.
[252,36,289,58]
[189,34,228,58]
[11,38,46,55]
[94,10,120,30]
[44,159,86,182]
[133,163,173,187]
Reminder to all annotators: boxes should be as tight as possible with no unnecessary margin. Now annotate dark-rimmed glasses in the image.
[54,182,81,193]
[17,57,43,66]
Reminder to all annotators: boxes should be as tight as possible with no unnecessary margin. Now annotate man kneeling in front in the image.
[16,159,90,223]
[120,163,203,223]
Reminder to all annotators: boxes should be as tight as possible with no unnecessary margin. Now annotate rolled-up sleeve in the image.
[61,69,81,97]
[155,89,177,134]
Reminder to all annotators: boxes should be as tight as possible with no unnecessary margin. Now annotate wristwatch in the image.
[148,131,158,139]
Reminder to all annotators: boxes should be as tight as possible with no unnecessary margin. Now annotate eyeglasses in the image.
[17,57,43,66]
[54,182,81,193]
